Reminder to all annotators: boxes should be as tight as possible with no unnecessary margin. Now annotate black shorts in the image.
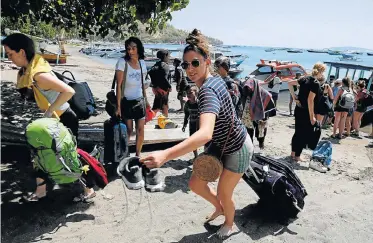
[334,105,349,113]
[152,92,169,110]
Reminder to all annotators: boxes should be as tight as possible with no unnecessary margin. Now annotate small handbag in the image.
[192,113,235,182]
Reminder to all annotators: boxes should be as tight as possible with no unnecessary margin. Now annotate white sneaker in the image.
[310,161,327,173]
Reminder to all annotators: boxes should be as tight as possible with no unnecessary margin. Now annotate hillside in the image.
[137,24,223,45]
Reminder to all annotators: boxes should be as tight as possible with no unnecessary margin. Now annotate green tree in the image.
[1,0,189,38]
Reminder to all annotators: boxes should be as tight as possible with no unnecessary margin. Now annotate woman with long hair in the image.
[332,77,353,139]
[140,29,254,238]
[288,63,325,161]
[315,75,334,123]
[115,37,149,156]
[352,80,368,137]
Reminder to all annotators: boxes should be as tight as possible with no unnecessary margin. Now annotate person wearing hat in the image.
[149,49,172,117]
[174,57,188,111]
[214,56,242,117]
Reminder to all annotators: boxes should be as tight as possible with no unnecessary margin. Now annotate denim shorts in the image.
[205,136,254,174]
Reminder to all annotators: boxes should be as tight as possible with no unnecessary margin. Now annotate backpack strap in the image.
[139,60,148,105]
[120,60,129,98]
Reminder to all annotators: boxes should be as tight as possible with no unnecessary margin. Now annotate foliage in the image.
[137,24,223,45]
[1,0,190,38]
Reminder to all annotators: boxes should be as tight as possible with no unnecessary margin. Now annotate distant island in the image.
[124,24,223,46]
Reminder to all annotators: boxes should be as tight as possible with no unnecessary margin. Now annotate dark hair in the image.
[214,56,230,72]
[183,29,210,59]
[1,33,35,62]
[156,49,169,62]
[124,37,145,60]
[187,85,198,94]
[173,58,182,66]
[357,80,365,88]
[342,77,352,88]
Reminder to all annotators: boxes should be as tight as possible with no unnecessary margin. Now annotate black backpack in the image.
[53,71,97,120]
[268,79,274,89]
[242,154,307,219]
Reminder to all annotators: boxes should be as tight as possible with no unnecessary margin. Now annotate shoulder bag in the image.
[192,112,235,182]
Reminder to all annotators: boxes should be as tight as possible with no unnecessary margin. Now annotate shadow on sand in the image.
[175,203,298,242]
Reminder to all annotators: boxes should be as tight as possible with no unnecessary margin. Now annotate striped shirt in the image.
[198,76,247,154]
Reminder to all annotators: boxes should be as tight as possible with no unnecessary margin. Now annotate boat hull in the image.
[41,54,67,64]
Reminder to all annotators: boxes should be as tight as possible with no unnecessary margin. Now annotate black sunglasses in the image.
[181,59,200,70]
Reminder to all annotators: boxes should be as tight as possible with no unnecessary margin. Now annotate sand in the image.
[1,46,373,243]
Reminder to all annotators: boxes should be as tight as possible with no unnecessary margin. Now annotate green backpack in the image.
[26,118,82,184]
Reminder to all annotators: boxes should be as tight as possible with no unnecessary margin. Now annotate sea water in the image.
[91,44,373,79]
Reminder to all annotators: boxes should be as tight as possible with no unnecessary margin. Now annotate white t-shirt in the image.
[270,76,282,94]
[115,58,147,100]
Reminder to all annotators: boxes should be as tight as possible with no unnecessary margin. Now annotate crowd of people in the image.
[2,30,373,238]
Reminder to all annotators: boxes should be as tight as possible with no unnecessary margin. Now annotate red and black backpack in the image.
[77,148,108,189]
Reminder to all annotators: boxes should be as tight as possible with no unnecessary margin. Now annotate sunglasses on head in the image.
[181,59,200,70]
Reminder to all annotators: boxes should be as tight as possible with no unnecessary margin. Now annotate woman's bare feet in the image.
[217,224,236,238]
[205,208,224,223]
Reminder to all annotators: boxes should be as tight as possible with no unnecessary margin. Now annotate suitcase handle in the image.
[62,70,76,81]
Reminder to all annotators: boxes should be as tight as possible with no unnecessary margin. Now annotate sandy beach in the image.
[1,46,373,243]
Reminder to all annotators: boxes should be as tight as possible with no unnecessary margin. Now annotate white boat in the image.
[106,49,126,58]
[90,48,116,56]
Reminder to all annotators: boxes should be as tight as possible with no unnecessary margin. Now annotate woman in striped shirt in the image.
[140,29,254,238]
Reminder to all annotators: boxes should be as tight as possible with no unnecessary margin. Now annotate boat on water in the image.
[348,50,363,55]
[368,52,373,56]
[225,54,248,65]
[105,49,126,58]
[327,50,343,55]
[287,49,303,53]
[248,59,307,91]
[90,48,117,56]
[338,54,361,62]
[307,49,328,53]
[228,67,244,79]
[265,48,276,52]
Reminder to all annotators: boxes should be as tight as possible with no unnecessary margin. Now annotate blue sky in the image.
[170,0,373,49]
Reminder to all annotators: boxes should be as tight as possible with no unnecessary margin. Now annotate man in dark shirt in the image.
[149,50,172,116]
[174,58,188,111]
[182,85,199,158]
[214,56,243,118]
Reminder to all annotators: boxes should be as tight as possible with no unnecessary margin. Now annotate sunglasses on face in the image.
[181,59,200,70]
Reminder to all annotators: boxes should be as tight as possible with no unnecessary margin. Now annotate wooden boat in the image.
[40,50,67,64]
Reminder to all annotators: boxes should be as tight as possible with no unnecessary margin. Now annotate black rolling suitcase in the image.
[242,154,308,219]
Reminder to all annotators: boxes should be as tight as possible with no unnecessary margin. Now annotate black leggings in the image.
[60,108,79,139]
[291,107,313,157]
